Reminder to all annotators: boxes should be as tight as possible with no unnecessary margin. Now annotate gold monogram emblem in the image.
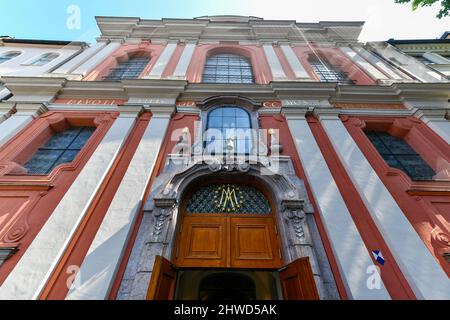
[214,184,244,212]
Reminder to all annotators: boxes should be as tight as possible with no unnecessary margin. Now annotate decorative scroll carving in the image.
[285,209,306,242]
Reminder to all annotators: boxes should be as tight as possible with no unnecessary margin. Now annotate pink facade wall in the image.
[84,41,377,85]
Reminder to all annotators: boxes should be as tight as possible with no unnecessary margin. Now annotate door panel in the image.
[230,217,282,268]
[175,215,283,269]
[147,255,178,300]
[279,257,320,300]
[175,216,227,267]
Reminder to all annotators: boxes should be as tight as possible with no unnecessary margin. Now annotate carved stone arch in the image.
[119,158,339,300]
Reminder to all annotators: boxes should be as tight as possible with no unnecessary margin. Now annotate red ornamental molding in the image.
[54,99,128,105]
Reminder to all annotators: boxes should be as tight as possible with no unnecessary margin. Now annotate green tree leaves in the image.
[395,0,450,18]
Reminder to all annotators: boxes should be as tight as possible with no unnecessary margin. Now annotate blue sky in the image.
[1,0,449,44]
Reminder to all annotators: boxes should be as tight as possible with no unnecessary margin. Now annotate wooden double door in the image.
[147,255,320,300]
[146,211,320,300]
[173,213,283,269]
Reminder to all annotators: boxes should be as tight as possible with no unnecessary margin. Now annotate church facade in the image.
[0,15,449,300]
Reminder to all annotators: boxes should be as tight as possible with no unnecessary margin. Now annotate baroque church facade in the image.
[0,15,449,300]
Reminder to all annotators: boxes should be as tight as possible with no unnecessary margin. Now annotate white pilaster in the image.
[147,42,177,78]
[355,46,405,80]
[0,102,15,124]
[280,45,309,79]
[172,43,196,79]
[65,106,173,300]
[0,87,11,102]
[317,111,450,299]
[71,41,121,76]
[0,107,141,300]
[340,46,389,81]
[0,103,47,148]
[263,44,287,80]
[283,107,390,300]
[415,109,450,144]
[53,42,107,75]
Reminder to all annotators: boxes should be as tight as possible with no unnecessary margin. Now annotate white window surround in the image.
[0,51,23,64]
[21,52,61,66]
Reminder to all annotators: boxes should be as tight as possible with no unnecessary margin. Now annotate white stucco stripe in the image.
[71,42,121,76]
[419,116,450,144]
[0,112,139,300]
[285,113,391,300]
[148,43,177,78]
[0,104,45,148]
[354,47,404,80]
[280,45,309,79]
[53,42,107,75]
[172,43,196,78]
[320,116,450,299]
[65,109,172,300]
[263,44,287,80]
[340,47,388,81]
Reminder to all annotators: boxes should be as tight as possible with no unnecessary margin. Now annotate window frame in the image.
[0,51,22,64]
[202,53,255,84]
[0,111,118,182]
[22,126,96,175]
[343,115,450,189]
[365,130,436,181]
[103,56,151,81]
[27,52,60,66]
[204,105,254,156]
[308,54,354,84]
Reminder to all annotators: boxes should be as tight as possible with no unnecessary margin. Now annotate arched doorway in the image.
[146,172,320,300]
[173,181,283,269]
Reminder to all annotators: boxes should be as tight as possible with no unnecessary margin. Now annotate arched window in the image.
[202,53,254,84]
[104,55,150,80]
[186,183,271,214]
[30,52,60,66]
[308,55,354,84]
[205,106,252,155]
[365,131,436,180]
[0,51,21,64]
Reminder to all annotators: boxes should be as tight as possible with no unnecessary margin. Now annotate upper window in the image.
[308,55,354,84]
[202,54,254,84]
[0,51,21,64]
[366,131,436,181]
[29,52,60,66]
[23,126,95,174]
[205,106,252,155]
[104,57,150,80]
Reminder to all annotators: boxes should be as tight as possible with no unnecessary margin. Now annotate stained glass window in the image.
[104,57,150,80]
[185,184,271,214]
[202,54,254,84]
[308,55,354,84]
[205,106,252,155]
[366,131,436,181]
[23,126,95,174]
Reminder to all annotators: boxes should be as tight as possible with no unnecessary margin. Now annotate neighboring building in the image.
[0,37,87,100]
[386,31,450,79]
[0,15,449,301]
[366,31,450,81]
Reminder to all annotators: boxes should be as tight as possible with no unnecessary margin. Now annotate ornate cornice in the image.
[95,16,363,44]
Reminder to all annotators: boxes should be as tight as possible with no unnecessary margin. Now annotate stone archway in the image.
[117,156,339,300]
